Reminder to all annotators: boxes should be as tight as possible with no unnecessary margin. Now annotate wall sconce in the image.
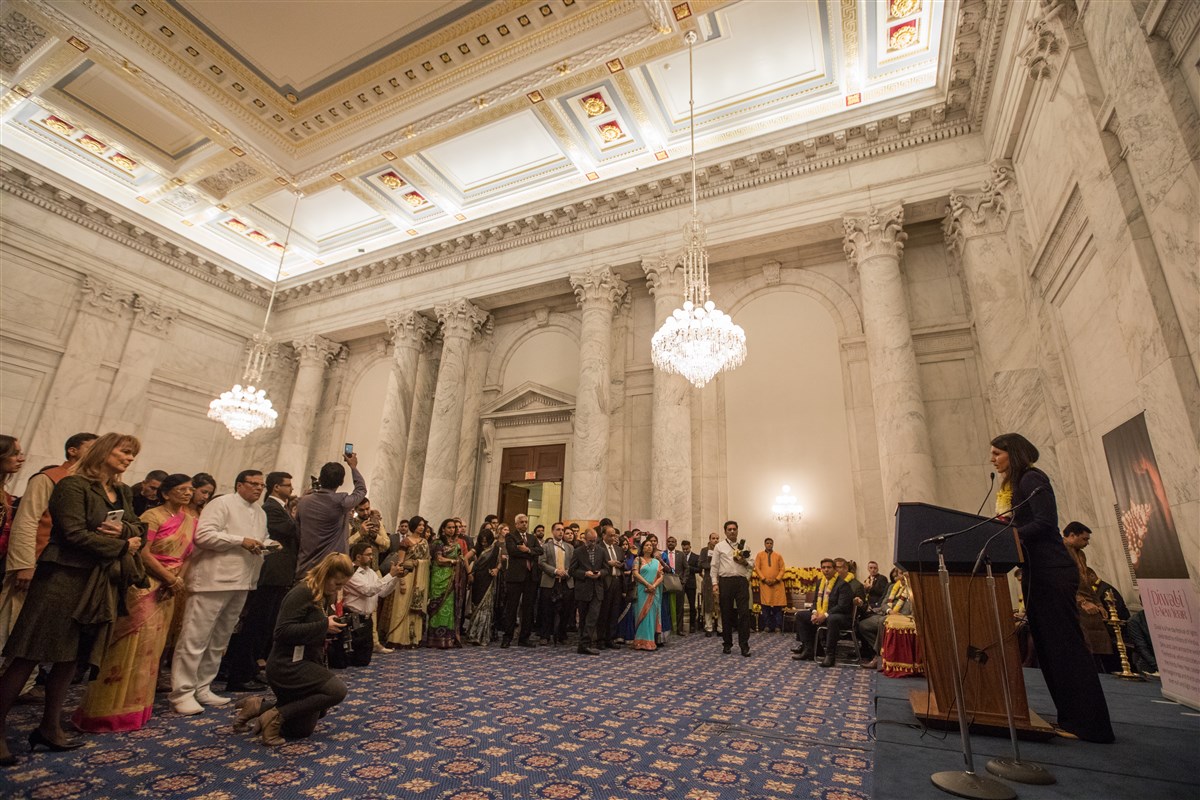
[772,485,804,530]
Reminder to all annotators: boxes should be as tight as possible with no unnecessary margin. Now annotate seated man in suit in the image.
[792,558,854,667]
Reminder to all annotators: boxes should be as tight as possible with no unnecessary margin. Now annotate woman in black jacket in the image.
[0,433,145,766]
[990,433,1114,743]
[253,552,353,745]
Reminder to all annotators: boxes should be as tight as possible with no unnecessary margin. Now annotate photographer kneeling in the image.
[255,553,353,745]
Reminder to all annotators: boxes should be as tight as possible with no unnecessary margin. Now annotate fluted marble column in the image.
[398,330,441,519]
[568,265,628,520]
[643,256,693,535]
[452,319,496,518]
[419,299,489,522]
[310,346,351,481]
[371,311,434,530]
[843,204,937,521]
[275,334,341,481]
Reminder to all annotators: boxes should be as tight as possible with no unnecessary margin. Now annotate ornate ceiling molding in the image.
[0,158,269,305]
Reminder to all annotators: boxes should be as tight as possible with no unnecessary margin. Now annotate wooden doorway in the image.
[498,444,566,530]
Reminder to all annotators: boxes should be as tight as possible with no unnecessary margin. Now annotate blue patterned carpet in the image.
[2,634,875,800]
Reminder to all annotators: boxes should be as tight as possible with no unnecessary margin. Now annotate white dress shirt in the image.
[188,492,269,592]
[711,537,751,586]
[342,566,399,615]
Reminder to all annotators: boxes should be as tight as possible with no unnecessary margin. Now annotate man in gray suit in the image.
[537,521,574,644]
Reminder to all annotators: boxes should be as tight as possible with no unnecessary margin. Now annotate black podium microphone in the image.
[974,472,996,516]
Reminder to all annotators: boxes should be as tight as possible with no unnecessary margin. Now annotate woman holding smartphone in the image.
[0,433,145,766]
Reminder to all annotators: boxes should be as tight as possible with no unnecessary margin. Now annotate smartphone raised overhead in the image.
[344,442,354,457]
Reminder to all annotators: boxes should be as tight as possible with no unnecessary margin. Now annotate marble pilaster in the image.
[243,342,296,475]
[398,331,441,519]
[98,296,178,433]
[418,299,488,522]
[844,204,937,530]
[452,319,496,518]
[371,311,434,530]
[275,334,341,481]
[18,276,129,483]
[567,265,627,520]
[310,346,351,480]
[642,256,693,535]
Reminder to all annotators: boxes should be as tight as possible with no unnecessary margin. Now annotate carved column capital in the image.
[129,296,178,333]
[943,161,1019,258]
[385,310,435,352]
[79,275,127,315]
[1020,0,1083,82]
[435,298,488,340]
[843,203,907,269]
[291,333,342,367]
[641,255,685,299]
[570,265,628,312]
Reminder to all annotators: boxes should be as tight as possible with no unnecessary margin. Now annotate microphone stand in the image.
[978,552,1055,785]
[930,541,1016,800]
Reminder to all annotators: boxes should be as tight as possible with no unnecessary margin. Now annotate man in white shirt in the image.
[171,470,270,715]
[343,541,403,657]
[711,519,752,657]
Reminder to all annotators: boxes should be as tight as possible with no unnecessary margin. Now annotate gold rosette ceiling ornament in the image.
[650,31,746,389]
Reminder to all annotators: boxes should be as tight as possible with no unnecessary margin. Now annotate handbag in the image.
[663,573,684,595]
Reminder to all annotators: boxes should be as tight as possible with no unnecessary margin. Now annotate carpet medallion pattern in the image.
[2,636,874,799]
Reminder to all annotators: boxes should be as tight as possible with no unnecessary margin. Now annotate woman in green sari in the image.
[426,518,463,649]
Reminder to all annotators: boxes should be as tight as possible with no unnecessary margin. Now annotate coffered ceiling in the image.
[1,0,959,281]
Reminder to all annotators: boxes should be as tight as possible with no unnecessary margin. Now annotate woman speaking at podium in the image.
[990,433,1115,743]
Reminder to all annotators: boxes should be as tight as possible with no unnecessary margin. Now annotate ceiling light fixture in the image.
[207,192,300,439]
[649,31,746,389]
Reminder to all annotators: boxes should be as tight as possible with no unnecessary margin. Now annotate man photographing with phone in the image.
[294,447,368,578]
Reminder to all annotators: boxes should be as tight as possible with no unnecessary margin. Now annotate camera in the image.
[736,539,751,559]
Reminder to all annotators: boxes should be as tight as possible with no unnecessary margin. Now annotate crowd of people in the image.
[0,428,1145,762]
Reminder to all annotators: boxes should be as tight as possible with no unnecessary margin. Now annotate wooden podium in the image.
[894,503,1053,740]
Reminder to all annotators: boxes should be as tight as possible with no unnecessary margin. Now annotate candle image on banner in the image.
[1102,412,1199,709]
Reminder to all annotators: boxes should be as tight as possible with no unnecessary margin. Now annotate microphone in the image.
[974,472,996,516]
[921,487,1042,547]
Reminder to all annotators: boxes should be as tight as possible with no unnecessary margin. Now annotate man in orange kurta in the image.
[753,539,787,632]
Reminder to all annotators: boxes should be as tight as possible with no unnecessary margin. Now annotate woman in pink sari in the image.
[73,474,196,732]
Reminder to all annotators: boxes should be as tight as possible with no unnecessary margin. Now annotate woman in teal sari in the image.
[425,518,463,649]
[632,539,663,651]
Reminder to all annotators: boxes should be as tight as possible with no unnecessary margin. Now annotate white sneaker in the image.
[172,696,204,716]
[196,690,232,707]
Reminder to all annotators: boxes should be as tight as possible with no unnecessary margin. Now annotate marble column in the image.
[370,312,434,530]
[843,204,937,522]
[398,330,441,519]
[944,164,1058,459]
[275,334,341,481]
[244,342,296,476]
[452,319,495,521]
[568,265,628,520]
[642,256,693,536]
[19,277,130,482]
[418,299,488,522]
[310,346,351,480]
[98,296,178,433]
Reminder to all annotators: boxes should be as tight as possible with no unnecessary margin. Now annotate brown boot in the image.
[233,695,270,732]
[258,707,285,746]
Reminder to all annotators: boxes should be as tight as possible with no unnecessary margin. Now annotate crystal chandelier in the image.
[207,192,300,439]
[650,30,746,389]
[772,485,804,530]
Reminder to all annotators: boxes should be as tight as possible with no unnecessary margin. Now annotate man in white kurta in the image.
[170,470,269,715]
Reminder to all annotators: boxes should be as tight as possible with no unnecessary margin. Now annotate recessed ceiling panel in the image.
[53,61,210,161]
[419,111,570,198]
[643,1,832,125]
[170,0,484,97]
[255,187,383,242]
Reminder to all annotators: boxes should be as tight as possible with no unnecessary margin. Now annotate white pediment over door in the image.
[481,382,575,428]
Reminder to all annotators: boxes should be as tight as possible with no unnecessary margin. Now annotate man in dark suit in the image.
[792,557,854,668]
[677,539,700,634]
[570,527,606,654]
[222,471,297,691]
[501,513,542,648]
[596,525,625,649]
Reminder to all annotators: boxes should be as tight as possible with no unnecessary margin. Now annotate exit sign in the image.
[524,471,537,480]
